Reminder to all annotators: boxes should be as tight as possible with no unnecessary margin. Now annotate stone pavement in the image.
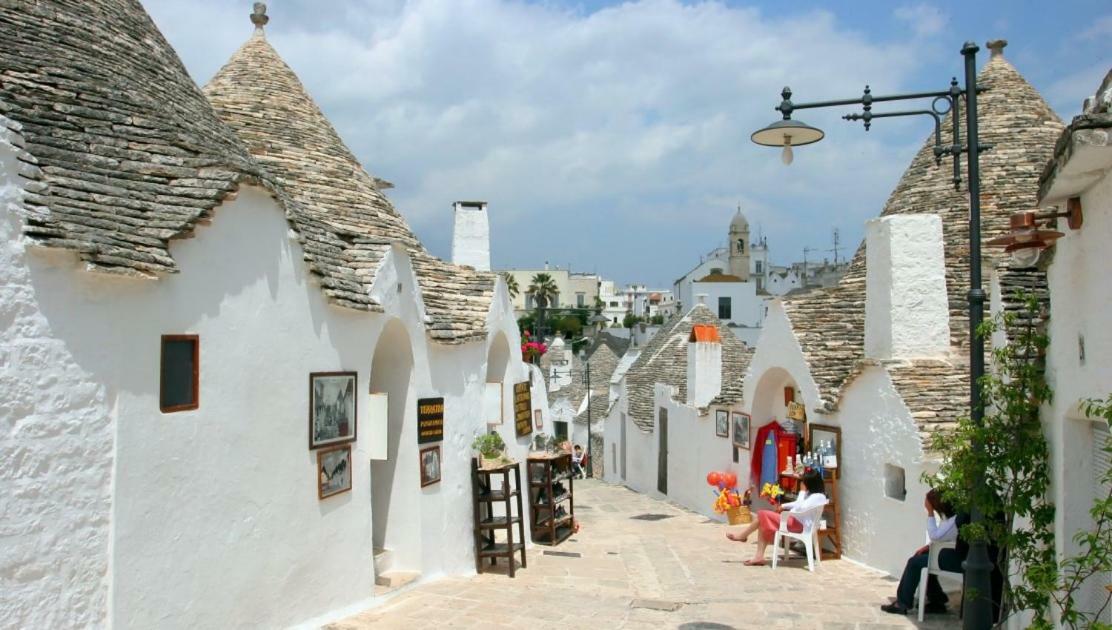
[329,481,960,629]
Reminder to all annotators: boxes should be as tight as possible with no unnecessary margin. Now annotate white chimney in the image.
[864,214,950,360]
[451,201,490,271]
[686,324,722,407]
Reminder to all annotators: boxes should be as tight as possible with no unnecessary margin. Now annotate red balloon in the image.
[706,471,721,487]
[723,472,738,489]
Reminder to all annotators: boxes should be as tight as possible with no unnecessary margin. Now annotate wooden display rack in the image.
[526,453,575,546]
[471,458,526,576]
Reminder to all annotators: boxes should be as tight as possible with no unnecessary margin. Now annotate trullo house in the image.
[0,1,545,627]
[742,39,1063,578]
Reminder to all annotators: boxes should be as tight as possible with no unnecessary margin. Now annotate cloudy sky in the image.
[144,0,1110,287]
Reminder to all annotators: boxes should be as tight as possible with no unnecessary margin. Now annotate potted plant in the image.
[532,433,550,453]
[472,432,510,470]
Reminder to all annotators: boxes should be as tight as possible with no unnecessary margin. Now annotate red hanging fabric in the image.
[750,421,786,489]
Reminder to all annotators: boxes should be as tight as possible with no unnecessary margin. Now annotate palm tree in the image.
[528,273,559,338]
[501,272,519,300]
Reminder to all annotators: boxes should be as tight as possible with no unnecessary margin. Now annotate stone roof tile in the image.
[625,304,753,431]
[0,0,263,278]
[203,16,494,343]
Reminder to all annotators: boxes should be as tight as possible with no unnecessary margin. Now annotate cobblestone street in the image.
[330,481,960,629]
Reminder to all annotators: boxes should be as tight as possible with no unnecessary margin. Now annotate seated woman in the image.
[881,488,967,615]
[726,469,826,566]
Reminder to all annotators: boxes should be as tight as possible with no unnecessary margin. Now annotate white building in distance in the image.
[673,209,767,344]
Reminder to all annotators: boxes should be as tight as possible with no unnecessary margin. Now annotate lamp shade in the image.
[986,212,1064,250]
[751,119,825,147]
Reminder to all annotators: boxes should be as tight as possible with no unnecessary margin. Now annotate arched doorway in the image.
[485,331,510,428]
[369,319,417,571]
[748,367,801,500]
[750,366,798,429]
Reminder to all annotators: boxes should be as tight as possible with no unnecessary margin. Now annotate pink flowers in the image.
[522,340,547,361]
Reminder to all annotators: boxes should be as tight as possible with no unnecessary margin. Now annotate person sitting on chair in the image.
[571,444,585,479]
[726,469,826,566]
[881,488,966,615]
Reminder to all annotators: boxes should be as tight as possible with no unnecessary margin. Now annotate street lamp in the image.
[578,348,593,479]
[752,41,995,629]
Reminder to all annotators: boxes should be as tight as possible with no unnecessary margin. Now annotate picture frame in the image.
[317,445,352,500]
[732,411,751,449]
[309,371,357,449]
[809,423,842,478]
[420,444,442,488]
[534,409,543,430]
[715,409,729,438]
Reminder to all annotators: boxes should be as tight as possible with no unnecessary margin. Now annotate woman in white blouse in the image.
[881,489,966,616]
[726,469,827,566]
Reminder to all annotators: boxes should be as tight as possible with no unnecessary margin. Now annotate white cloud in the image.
[144,0,926,286]
[894,4,948,38]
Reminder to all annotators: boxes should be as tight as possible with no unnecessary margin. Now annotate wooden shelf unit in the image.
[471,459,527,576]
[526,453,575,546]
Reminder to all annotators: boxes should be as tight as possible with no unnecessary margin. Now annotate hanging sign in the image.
[513,381,533,438]
[787,401,806,421]
[417,397,445,444]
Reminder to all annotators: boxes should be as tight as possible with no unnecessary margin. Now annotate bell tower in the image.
[728,206,751,281]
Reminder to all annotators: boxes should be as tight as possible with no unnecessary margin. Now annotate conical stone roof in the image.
[625,304,753,432]
[0,0,263,277]
[781,44,1063,436]
[204,15,495,343]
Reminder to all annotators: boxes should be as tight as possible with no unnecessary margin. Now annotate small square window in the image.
[161,335,198,412]
[884,464,907,501]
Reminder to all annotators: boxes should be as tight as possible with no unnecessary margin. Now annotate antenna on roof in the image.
[250,2,269,31]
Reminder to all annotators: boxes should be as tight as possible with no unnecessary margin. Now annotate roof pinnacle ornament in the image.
[987,39,1007,58]
[250,2,269,30]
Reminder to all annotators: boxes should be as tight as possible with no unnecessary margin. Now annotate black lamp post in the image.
[752,41,994,629]
[579,349,593,478]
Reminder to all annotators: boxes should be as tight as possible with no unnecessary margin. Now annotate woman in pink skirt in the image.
[726,469,826,566]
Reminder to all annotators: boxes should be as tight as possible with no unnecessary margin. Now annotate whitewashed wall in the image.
[0,120,114,628]
[0,126,539,629]
[657,387,745,521]
[1043,164,1112,623]
[690,280,763,331]
[742,301,821,431]
[829,366,937,578]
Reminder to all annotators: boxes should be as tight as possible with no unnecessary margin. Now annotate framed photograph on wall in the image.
[732,412,751,449]
[309,371,357,449]
[534,409,543,430]
[715,409,729,438]
[809,423,842,478]
[317,445,352,500]
[420,445,442,488]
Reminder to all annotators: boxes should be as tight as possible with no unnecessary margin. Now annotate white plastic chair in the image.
[918,540,961,621]
[772,502,827,572]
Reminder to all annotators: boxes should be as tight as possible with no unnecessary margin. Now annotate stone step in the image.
[374,571,420,595]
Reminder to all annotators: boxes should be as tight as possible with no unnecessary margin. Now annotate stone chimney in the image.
[686,324,722,407]
[864,215,950,360]
[451,201,490,271]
